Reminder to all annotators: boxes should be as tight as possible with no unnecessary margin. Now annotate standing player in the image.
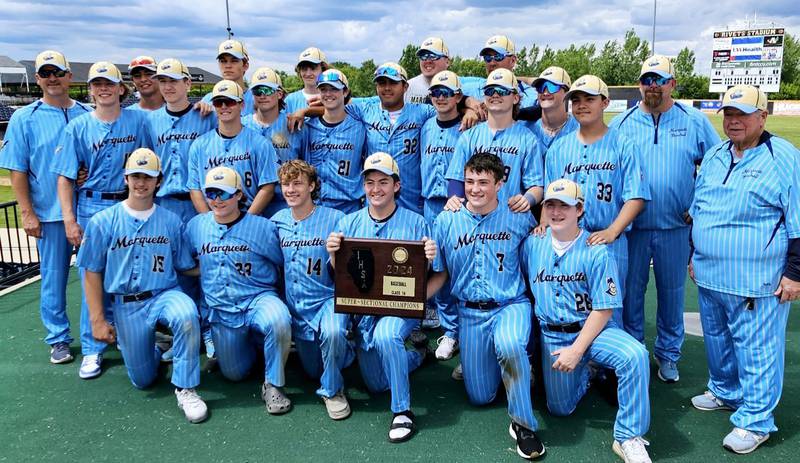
[460,35,538,108]
[689,85,800,454]
[187,80,277,216]
[301,69,367,213]
[242,67,302,217]
[53,61,152,379]
[429,152,544,460]
[127,56,163,111]
[78,148,207,423]
[405,37,451,104]
[0,50,91,364]
[271,160,354,420]
[326,152,437,442]
[198,39,255,115]
[525,67,578,155]
[544,75,649,324]
[611,55,720,382]
[185,166,293,414]
[285,47,329,114]
[523,179,652,463]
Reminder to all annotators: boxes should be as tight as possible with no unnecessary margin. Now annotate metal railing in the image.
[0,200,40,289]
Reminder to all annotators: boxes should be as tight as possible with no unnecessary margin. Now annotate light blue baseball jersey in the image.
[301,115,368,205]
[337,205,430,241]
[545,127,651,232]
[76,203,194,294]
[272,206,344,340]
[346,98,437,212]
[185,212,284,314]
[433,203,534,303]
[525,115,580,158]
[285,90,311,115]
[522,229,622,326]
[201,90,255,115]
[691,133,800,297]
[126,103,161,112]
[147,105,217,197]
[420,116,462,200]
[0,99,91,221]
[611,102,721,230]
[445,121,544,202]
[186,126,278,207]
[460,75,538,108]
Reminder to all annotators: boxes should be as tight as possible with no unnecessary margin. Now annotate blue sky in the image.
[0,0,797,76]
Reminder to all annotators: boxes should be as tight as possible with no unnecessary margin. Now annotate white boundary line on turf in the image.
[0,274,42,297]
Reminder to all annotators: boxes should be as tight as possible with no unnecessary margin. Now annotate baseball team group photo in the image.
[0,1,798,462]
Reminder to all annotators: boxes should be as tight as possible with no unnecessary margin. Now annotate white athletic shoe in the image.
[612,437,652,463]
[175,388,208,423]
[435,336,458,360]
[78,353,103,379]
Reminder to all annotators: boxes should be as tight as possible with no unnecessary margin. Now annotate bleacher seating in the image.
[0,104,16,122]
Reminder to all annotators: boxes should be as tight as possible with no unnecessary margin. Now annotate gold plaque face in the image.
[392,246,409,264]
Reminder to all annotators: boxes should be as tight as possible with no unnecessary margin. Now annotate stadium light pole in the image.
[652,0,657,54]
[225,0,233,38]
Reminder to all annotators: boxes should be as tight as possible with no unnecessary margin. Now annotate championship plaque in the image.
[334,238,427,319]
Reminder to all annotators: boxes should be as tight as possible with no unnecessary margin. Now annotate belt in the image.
[84,190,127,201]
[167,192,191,201]
[464,300,501,310]
[545,321,583,333]
[113,290,154,303]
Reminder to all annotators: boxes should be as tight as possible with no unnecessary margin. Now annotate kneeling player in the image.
[272,160,354,420]
[185,166,293,414]
[522,179,651,463]
[77,148,207,423]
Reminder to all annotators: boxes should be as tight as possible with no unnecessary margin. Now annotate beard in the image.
[644,91,663,109]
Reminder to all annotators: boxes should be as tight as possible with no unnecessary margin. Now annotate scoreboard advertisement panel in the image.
[709,27,784,93]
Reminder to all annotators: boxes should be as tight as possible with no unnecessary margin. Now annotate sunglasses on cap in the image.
[129,57,155,68]
[204,188,237,201]
[429,87,457,99]
[418,52,444,62]
[482,53,507,63]
[374,66,402,79]
[317,72,345,86]
[639,75,672,87]
[535,81,565,95]
[38,69,68,78]
[212,98,238,108]
[252,86,277,96]
[483,86,514,97]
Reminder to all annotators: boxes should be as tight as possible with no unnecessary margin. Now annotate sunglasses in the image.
[374,66,403,79]
[204,188,236,201]
[317,72,345,86]
[38,69,68,78]
[535,81,564,94]
[418,52,444,62]
[483,86,515,97]
[482,53,507,63]
[252,86,277,96]
[639,75,673,87]
[429,88,457,99]
[212,98,238,108]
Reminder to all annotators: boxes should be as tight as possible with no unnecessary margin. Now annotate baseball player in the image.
[460,35,538,109]
[187,80,278,216]
[544,75,650,325]
[184,166,293,414]
[524,67,579,155]
[325,152,436,443]
[522,178,651,463]
[610,55,720,383]
[127,56,163,111]
[0,50,91,364]
[301,69,367,214]
[242,67,302,218]
[77,148,207,423]
[445,68,544,213]
[689,85,800,454]
[271,160,354,420]
[53,61,152,379]
[405,37,451,104]
[285,47,329,114]
[418,70,464,354]
[429,152,543,460]
[198,39,255,115]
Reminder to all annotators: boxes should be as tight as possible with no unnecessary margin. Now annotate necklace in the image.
[292,205,316,222]
[543,117,569,137]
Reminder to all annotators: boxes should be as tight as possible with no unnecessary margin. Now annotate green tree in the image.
[398,44,420,80]
[553,44,595,80]
[514,45,540,77]
[780,34,800,85]
[591,29,650,85]
[673,47,695,80]
[449,56,486,78]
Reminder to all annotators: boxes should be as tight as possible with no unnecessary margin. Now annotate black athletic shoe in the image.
[508,421,545,460]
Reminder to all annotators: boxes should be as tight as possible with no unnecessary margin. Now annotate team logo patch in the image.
[161,63,172,70]
[647,59,660,67]
[218,85,229,92]
[553,184,565,192]
[605,278,618,297]
[543,70,553,76]
[730,90,744,100]
[257,73,268,80]
[575,79,586,87]
[392,247,409,264]
[213,173,225,181]
[492,73,504,81]
[438,74,449,82]
[136,157,149,166]
[423,40,434,46]
[97,66,108,73]
[223,43,234,50]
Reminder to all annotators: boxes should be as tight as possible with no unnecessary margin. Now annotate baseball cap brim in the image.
[482,83,515,92]
[88,75,121,84]
[124,167,160,177]
[154,70,186,80]
[565,88,603,99]
[298,58,323,65]
[543,194,582,206]
[204,182,238,194]
[217,51,246,60]
[532,77,567,88]
[718,102,760,114]
[416,49,446,58]
[37,62,68,72]
[639,70,673,79]
[480,46,510,56]
[373,74,404,83]
[251,82,281,90]
[316,80,345,90]
[212,94,243,103]
[130,64,157,72]
[362,166,398,178]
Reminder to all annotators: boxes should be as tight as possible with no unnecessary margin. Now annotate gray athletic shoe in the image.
[691,390,733,411]
[723,427,769,454]
[612,437,651,463]
[78,353,103,379]
[49,342,73,364]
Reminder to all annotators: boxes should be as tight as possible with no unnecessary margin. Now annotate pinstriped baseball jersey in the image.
[337,205,430,242]
[525,115,580,157]
[545,127,651,232]
[460,76,538,108]
[0,99,91,221]
[201,90,255,115]
[610,102,720,230]
[433,203,535,302]
[301,115,367,204]
[346,98,437,212]
[522,229,622,326]
[186,127,278,207]
[284,90,312,115]
[691,133,800,297]
[76,203,194,294]
[185,212,284,313]
[126,103,159,112]
[147,106,217,197]
[420,116,461,200]
[272,206,344,341]
[445,122,544,201]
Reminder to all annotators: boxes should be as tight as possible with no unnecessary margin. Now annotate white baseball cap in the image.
[124,148,161,177]
[204,166,242,194]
